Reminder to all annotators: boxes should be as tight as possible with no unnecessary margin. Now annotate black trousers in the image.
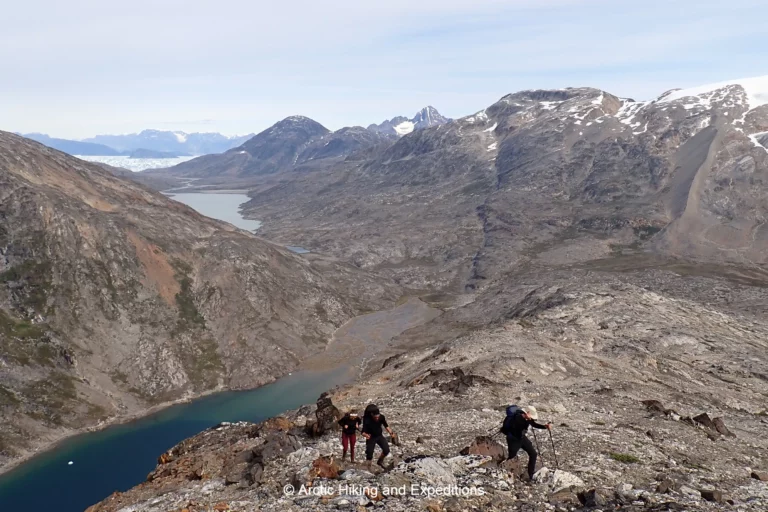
[365,435,390,460]
[506,435,537,478]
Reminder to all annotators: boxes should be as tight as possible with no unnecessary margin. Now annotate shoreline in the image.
[0,380,272,479]
[0,298,438,482]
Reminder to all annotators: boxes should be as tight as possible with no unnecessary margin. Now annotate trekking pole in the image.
[548,429,559,470]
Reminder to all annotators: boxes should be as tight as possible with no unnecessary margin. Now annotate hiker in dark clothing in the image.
[337,411,361,462]
[361,404,395,468]
[501,405,551,480]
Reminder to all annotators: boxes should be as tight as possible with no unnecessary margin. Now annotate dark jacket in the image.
[338,415,361,436]
[502,411,546,439]
[361,414,388,438]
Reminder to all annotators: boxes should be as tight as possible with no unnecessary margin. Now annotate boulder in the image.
[391,456,457,486]
[234,449,255,464]
[700,489,724,503]
[445,455,492,475]
[314,392,341,435]
[692,413,716,430]
[551,469,585,492]
[224,463,248,485]
[503,458,527,480]
[535,468,585,492]
[459,436,506,462]
[549,488,580,506]
[253,431,302,462]
[751,471,768,481]
[304,393,342,438]
[712,417,733,437]
[577,488,607,507]
[655,478,679,494]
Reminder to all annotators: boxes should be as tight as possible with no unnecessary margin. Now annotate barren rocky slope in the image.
[0,132,397,470]
[242,78,768,291]
[87,267,768,511]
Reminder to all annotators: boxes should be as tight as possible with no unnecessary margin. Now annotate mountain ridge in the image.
[239,76,768,290]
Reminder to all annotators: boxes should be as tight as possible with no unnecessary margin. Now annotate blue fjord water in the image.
[0,368,348,512]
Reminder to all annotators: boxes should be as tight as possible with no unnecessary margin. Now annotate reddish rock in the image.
[460,436,506,462]
[365,487,383,502]
[312,456,341,479]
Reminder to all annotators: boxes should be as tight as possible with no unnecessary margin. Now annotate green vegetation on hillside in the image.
[172,259,206,332]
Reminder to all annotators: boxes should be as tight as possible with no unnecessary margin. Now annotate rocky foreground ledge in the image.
[87,281,768,511]
[86,394,767,512]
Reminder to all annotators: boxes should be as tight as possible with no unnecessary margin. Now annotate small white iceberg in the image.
[68,461,73,465]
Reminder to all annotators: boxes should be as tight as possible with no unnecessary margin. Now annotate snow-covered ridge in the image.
[658,75,768,110]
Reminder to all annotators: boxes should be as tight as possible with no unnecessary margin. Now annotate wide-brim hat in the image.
[523,406,539,420]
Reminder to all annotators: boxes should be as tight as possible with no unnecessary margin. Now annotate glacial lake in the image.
[166,192,263,232]
[167,192,308,254]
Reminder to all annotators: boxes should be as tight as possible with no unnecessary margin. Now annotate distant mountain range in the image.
[21,130,255,157]
[21,133,123,156]
[83,130,255,155]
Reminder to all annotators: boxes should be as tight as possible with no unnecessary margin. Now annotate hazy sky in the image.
[3,0,767,139]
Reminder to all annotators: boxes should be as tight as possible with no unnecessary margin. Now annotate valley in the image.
[3,75,768,512]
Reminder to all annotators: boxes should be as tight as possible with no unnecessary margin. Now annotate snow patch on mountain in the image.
[174,132,188,143]
[658,75,768,110]
[394,121,415,136]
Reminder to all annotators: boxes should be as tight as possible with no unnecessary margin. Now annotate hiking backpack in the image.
[500,404,522,435]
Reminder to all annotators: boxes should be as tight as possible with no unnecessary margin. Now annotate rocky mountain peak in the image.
[367,106,451,136]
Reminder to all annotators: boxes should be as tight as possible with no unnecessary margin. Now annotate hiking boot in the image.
[377,458,387,469]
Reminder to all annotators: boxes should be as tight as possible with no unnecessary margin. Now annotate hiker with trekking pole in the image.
[500,405,552,481]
